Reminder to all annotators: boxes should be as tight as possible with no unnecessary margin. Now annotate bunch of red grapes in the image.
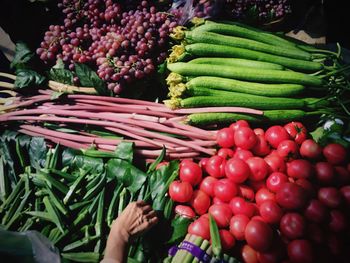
[36,0,177,94]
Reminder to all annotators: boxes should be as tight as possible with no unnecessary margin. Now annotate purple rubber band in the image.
[178,241,211,262]
[168,245,178,257]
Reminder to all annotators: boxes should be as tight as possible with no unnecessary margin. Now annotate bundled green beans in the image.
[165,234,239,263]
[0,132,178,263]
[166,20,350,126]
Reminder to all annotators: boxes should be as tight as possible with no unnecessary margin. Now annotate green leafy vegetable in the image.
[106,159,147,194]
[14,69,46,89]
[114,142,134,162]
[167,215,192,244]
[49,68,74,85]
[74,63,109,95]
[29,137,47,170]
[10,42,34,69]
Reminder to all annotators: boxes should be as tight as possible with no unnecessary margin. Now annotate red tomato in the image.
[199,176,218,197]
[265,125,290,149]
[234,148,254,161]
[280,212,306,239]
[284,122,307,145]
[217,148,235,160]
[180,159,194,168]
[334,166,350,185]
[286,159,314,179]
[257,239,285,263]
[238,185,255,202]
[266,172,288,193]
[212,196,227,205]
[329,209,347,232]
[295,178,316,198]
[276,182,308,210]
[249,180,266,192]
[318,187,342,208]
[315,162,335,185]
[306,223,325,244]
[169,181,193,203]
[299,139,322,159]
[230,120,250,132]
[216,127,235,148]
[179,160,202,186]
[175,205,196,219]
[188,217,210,240]
[234,127,258,150]
[323,143,347,165]
[219,229,236,251]
[328,233,344,256]
[287,239,313,263]
[225,158,251,183]
[209,204,233,228]
[230,214,250,240]
[252,135,271,157]
[229,197,256,218]
[206,155,226,178]
[254,128,265,136]
[190,190,211,215]
[245,219,273,252]
[199,158,209,171]
[255,188,275,206]
[246,157,269,181]
[304,199,329,223]
[340,185,350,204]
[277,140,299,160]
[241,244,259,263]
[214,179,238,202]
[264,154,286,173]
[258,200,283,224]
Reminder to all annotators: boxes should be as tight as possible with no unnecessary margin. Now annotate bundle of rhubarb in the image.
[165,20,350,126]
[0,85,264,160]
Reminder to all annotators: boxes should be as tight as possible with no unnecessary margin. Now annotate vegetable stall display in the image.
[1,1,350,262]
[165,20,350,125]
[0,131,182,262]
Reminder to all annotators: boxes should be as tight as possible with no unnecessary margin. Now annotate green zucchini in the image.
[184,43,323,72]
[186,76,305,97]
[167,62,323,86]
[185,30,311,60]
[188,57,284,70]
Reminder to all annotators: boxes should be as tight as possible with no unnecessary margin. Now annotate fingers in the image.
[145,210,157,220]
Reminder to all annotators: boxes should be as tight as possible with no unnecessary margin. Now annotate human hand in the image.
[109,200,158,244]
[103,201,158,262]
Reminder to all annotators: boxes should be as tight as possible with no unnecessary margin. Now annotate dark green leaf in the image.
[29,137,47,171]
[0,132,19,186]
[49,68,74,85]
[106,159,147,194]
[74,63,109,95]
[10,42,34,69]
[149,161,179,201]
[14,69,46,89]
[147,146,166,173]
[62,148,104,174]
[167,215,192,244]
[114,142,134,162]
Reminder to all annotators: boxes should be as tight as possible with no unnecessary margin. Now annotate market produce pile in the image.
[166,120,350,263]
[36,0,177,95]
[0,1,350,263]
[165,20,350,126]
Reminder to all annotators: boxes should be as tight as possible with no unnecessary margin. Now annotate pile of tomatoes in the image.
[168,120,350,263]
